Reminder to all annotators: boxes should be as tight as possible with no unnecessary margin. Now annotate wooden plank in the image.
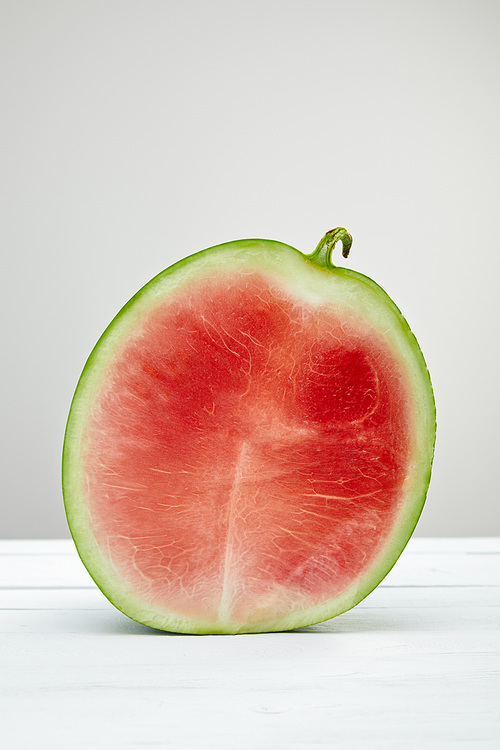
[0,628,498,748]
[0,539,498,749]
[0,583,497,612]
[381,551,500,587]
[0,552,94,588]
[1,537,499,556]
[405,537,500,553]
[1,596,499,638]
[1,547,498,588]
[0,539,74,554]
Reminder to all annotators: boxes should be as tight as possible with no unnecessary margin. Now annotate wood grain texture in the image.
[0,539,499,749]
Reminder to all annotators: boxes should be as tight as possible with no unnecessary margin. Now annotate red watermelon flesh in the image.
[64,236,435,633]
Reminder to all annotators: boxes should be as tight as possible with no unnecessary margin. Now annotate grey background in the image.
[1,0,499,538]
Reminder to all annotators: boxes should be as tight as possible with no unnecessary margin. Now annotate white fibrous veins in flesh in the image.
[82,271,411,624]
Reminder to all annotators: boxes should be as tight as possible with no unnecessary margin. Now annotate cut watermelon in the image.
[63,228,436,634]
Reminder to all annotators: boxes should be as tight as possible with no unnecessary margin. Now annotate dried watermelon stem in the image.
[308,228,352,270]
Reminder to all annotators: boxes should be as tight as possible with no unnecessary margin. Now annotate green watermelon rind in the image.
[63,238,436,634]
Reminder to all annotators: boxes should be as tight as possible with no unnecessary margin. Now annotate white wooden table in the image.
[1,538,498,749]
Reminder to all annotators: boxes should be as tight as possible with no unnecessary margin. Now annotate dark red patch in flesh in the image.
[83,272,411,625]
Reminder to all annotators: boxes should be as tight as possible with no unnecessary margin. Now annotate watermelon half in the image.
[63,228,436,634]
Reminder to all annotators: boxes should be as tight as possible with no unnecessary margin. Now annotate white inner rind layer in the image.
[63,239,436,634]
